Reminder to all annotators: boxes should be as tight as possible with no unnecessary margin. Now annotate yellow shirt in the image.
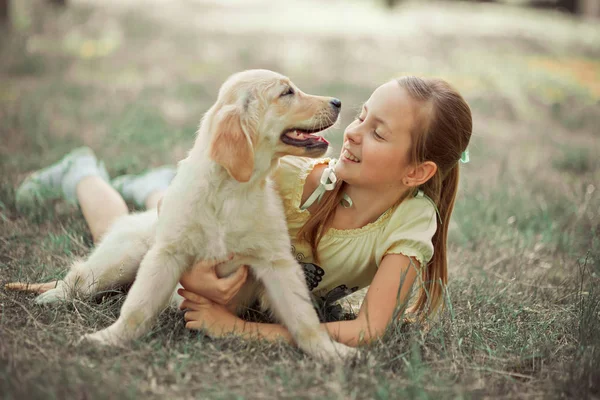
[272,156,437,304]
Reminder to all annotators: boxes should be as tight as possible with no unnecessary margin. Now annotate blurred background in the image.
[1,0,598,161]
[1,1,599,398]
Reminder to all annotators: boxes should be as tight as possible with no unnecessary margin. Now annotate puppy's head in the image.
[208,69,340,182]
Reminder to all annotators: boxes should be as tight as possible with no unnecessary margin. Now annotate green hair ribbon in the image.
[460,149,470,164]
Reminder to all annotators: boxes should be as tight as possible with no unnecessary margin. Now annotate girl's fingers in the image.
[184,310,202,322]
[178,288,212,305]
[179,299,205,311]
[4,281,58,294]
[185,321,203,331]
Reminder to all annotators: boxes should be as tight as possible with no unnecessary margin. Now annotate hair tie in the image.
[460,149,470,164]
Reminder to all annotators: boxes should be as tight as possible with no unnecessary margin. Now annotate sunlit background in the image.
[3,0,599,157]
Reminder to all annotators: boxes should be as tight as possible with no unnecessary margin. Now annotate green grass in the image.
[1,0,599,398]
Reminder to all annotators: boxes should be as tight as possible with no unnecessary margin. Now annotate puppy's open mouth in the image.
[280,127,330,150]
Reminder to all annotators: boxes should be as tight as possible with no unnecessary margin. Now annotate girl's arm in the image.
[326,253,418,346]
[181,253,418,347]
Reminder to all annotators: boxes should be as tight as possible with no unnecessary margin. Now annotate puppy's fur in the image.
[37,70,354,361]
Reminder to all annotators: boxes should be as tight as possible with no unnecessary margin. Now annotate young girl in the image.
[10,76,472,348]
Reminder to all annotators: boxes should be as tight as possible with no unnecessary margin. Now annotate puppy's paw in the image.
[306,339,358,363]
[81,329,122,347]
[35,287,68,304]
[325,342,358,362]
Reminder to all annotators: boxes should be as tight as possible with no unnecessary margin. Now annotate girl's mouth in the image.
[342,148,360,163]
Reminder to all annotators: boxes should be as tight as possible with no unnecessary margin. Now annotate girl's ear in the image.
[403,161,437,187]
[209,104,255,182]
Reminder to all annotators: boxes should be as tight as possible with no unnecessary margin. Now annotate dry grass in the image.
[1,0,599,398]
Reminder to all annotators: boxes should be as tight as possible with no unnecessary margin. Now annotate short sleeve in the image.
[271,156,330,211]
[375,196,437,268]
[272,156,310,204]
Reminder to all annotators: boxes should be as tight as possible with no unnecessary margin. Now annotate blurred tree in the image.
[382,0,597,17]
[0,0,69,29]
[530,0,577,14]
[556,0,577,13]
[0,0,8,28]
[580,0,600,17]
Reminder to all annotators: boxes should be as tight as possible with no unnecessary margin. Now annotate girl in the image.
[10,76,472,348]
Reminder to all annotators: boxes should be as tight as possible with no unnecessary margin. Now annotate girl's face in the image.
[336,81,421,190]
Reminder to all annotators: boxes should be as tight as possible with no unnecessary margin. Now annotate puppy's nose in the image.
[330,98,342,109]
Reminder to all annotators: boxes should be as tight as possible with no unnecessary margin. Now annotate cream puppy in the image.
[36,70,354,361]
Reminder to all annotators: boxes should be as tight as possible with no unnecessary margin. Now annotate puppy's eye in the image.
[280,87,295,97]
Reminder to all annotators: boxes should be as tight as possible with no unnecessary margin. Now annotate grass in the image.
[1,0,599,398]
[553,146,595,174]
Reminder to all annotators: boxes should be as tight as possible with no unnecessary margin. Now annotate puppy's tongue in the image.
[285,130,329,144]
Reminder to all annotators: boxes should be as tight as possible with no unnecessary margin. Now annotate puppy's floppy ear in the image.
[209,104,255,183]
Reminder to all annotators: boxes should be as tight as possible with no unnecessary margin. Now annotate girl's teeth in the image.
[343,149,359,162]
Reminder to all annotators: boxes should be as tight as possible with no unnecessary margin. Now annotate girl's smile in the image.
[341,147,360,163]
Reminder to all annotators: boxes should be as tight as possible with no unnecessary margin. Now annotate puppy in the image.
[36,69,355,361]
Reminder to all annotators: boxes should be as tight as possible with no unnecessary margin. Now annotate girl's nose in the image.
[345,126,362,144]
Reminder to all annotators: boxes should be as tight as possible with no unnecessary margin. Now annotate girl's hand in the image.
[178,288,243,337]
[180,260,248,306]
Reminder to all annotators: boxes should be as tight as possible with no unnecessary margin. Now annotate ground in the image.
[1,0,599,398]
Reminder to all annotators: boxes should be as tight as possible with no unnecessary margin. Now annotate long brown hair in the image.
[297,76,472,318]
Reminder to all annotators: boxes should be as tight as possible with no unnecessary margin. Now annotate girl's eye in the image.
[280,87,295,97]
[372,130,383,140]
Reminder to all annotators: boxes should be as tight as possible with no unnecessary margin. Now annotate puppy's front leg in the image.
[83,246,189,346]
[253,258,356,362]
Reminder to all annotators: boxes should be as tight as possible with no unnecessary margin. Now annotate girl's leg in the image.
[9,149,174,294]
[10,147,119,293]
[77,176,128,243]
[14,146,128,244]
[145,189,167,210]
[79,169,173,242]
[15,147,110,214]
[112,166,175,210]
